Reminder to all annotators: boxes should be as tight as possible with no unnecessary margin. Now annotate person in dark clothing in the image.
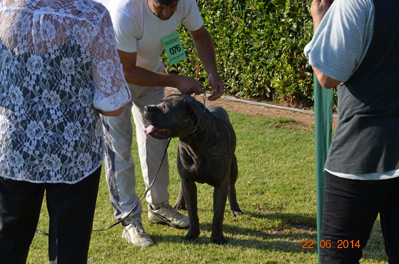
[305,0,399,262]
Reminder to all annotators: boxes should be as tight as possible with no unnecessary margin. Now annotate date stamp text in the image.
[302,239,360,249]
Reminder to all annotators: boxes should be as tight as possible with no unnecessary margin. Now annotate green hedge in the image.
[163,0,315,107]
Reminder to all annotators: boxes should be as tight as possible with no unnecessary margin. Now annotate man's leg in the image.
[102,102,143,223]
[132,86,169,204]
[103,101,153,246]
[132,87,188,228]
[0,178,44,264]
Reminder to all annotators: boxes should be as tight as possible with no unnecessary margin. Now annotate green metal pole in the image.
[314,74,333,262]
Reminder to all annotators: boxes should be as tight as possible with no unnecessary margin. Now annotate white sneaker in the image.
[122,220,154,247]
[148,202,189,228]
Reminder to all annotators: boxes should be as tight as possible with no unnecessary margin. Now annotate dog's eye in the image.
[162,105,168,111]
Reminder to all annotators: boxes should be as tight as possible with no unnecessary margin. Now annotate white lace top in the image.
[0,0,131,183]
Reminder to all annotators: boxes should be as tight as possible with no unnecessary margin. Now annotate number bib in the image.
[161,31,187,65]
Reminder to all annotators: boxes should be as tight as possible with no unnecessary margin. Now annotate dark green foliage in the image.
[163,0,315,107]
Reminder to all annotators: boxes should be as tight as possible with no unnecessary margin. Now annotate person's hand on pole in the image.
[310,0,334,32]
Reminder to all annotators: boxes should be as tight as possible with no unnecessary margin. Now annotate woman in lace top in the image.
[0,0,130,263]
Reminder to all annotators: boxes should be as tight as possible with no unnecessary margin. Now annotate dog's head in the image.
[143,94,209,139]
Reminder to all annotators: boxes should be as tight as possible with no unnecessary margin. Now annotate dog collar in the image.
[181,122,199,138]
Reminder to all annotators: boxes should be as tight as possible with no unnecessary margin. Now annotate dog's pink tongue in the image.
[144,125,157,135]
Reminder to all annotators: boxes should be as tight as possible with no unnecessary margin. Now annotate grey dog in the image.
[143,94,243,244]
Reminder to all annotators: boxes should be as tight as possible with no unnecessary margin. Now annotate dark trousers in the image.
[0,166,101,264]
[320,171,399,264]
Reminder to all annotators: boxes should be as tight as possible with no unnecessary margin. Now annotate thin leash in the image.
[36,138,172,236]
[202,87,207,111]
[93,137,171,232]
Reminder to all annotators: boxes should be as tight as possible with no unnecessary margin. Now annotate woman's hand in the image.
[99,106,124,117]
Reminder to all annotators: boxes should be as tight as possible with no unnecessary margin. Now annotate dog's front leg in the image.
[173,182,186,210]
[211,184,229,245]
[182,178,200,240]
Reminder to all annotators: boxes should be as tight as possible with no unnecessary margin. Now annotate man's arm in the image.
[310,0,342,88]
[190,26,224,100]
[117,50,203,95]
[312,67,341,89]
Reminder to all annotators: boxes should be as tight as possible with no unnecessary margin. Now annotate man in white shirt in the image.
[102,0,224,247]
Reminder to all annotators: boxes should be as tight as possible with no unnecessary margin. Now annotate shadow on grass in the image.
[150,211,388,263]
[150,224,316,255]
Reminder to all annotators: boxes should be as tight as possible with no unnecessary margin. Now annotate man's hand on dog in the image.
[174,75,203,96]
[173,73,224,101]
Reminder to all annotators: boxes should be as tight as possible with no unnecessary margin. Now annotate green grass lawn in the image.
[27,111,388,263]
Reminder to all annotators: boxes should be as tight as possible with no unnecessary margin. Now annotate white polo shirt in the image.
[108,0,203,72]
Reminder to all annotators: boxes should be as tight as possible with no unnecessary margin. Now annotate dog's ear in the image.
[182,95,208,130]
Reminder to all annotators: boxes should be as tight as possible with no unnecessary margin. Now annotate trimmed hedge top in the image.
[163,0,316,107]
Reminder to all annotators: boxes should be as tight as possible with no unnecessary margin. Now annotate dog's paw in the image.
[211,234,227,245]
[230,209,243,217]
[184,230,200,241]
[173,202,187,211]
